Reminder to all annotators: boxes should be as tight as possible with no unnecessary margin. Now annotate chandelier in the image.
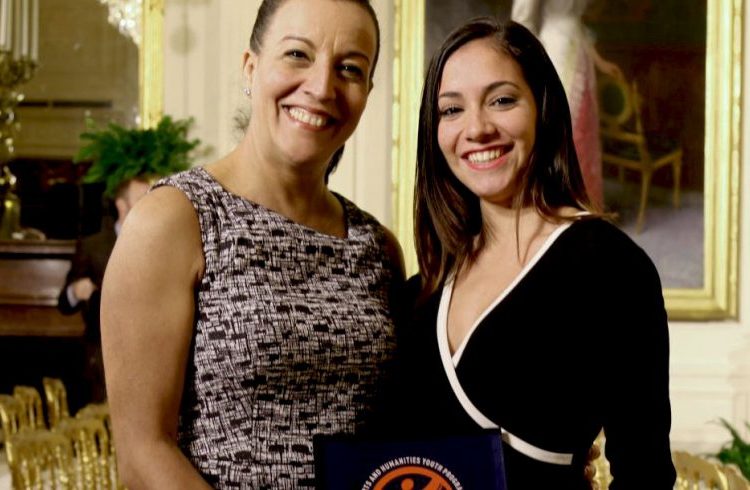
[98,0,142,46]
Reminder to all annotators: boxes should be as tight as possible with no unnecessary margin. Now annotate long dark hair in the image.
[246,0,381,181]
[414,18,594,296]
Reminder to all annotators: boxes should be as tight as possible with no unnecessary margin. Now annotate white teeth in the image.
[288,107,327,127]
[467,149,502,163]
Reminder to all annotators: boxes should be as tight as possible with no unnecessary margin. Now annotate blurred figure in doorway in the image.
[512,0,623,209]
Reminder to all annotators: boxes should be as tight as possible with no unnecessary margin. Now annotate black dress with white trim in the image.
[382,218,676,490]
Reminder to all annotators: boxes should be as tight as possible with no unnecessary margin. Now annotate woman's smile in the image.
[284,105,335,130]
[463,145,512,170]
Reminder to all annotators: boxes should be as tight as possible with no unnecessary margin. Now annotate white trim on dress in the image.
[436,222,576,466]
[451,221,574,366]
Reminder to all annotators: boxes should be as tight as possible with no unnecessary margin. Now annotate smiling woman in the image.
[100,0,404,489]
[391,18,676,489]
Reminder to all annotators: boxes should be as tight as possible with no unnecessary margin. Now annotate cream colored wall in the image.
[163,1,255,172]
[667,2,750,453]
[164,0,750,454]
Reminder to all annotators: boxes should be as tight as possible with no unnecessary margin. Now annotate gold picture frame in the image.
[391,0,741,321]
[140,0,164,129]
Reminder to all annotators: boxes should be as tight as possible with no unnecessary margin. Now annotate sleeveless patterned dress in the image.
[155,167,398,489]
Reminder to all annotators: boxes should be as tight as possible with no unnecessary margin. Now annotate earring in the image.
[243,87,251,97]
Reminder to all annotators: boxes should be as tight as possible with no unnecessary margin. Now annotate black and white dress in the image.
[384,218,676,489]
[156,167,398,489]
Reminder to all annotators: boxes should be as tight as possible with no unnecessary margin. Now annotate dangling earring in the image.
[243,87,251,97]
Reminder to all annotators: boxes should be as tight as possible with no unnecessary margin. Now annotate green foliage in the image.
[75,116,200,196]
[715,418,750,479]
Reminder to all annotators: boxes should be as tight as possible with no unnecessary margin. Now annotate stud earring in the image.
[243,87,251,97]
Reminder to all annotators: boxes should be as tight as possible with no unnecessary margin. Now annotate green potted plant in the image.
[715,418,750,479]
[75,116,200,196]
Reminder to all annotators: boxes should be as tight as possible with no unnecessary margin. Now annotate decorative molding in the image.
[662,0,742,319]
[391,0,423,275]
[139,0,163,129]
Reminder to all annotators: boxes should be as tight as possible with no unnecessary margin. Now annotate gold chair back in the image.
[42,377,71,429]
[13,385,46,430]
[0,393,25,434]
[6,429,75,489]
[673,450,729,490]
[0,394,26,466]
[75,403,110,426]
[723,464,750,490]
[77,402,114,456]
[56,416,114,490]
[598,73,683,233]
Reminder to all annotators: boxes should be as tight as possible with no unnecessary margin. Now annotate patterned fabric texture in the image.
[155,167,397,489]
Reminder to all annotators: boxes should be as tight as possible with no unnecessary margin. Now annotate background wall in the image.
[666,4,749,454]
[163,0,749,455]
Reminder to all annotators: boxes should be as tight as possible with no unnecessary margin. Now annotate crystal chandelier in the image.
[98,0,142,46]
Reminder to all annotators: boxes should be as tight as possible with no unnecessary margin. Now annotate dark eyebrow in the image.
[280,35,371,65]
[341,50,372,64]
[438,80,521,101]
[281,35,315,48]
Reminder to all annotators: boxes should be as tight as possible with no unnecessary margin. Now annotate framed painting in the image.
[391,0,741,320]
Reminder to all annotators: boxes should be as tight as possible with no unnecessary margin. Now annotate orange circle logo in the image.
[365,461,461,490]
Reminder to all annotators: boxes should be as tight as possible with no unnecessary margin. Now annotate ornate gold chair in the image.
[722,463,750,490]
[13,385,46,430]
[77,403,114,454]
[42,377,71,429]
[75,403,123,489]
[6,429,75,489]
[56,416,115,490]
[673,450,729,490]
[75,403,110,427]
[0,394,26,466]
[598,74,683,233]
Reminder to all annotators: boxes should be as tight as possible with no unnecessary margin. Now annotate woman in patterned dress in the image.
[100,0,403,488]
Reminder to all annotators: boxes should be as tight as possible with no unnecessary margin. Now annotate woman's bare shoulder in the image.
[115,186,204,280]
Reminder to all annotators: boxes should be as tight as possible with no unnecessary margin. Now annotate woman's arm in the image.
[101,186,212,490]
[601,245,676,489]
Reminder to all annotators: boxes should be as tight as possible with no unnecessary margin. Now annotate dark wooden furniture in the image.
[0,240,90,412]
[0,239,84,336]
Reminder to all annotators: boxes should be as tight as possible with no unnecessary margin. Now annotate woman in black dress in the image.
[392,18,675,489]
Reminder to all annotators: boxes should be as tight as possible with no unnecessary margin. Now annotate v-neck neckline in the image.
[440,220,574,367]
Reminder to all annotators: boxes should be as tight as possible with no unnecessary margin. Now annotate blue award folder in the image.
[314,432,506,490]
